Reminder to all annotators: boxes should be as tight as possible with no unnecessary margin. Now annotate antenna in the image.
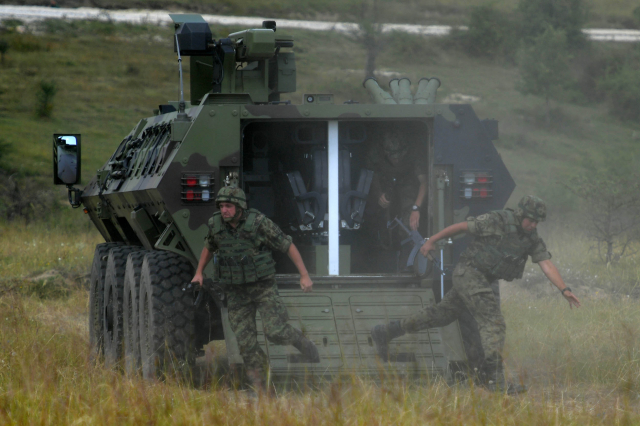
[174,34,189,122]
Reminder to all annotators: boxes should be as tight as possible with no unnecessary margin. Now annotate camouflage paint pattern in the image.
[365,134,428,228]
[226,278,302,370]
[216,186,248,209]
[205,209,292,262]
[517,195,547,222]
[402,207,551,364]
[206,207,299,368]
[463,210,551,265]
[401,263,505,364]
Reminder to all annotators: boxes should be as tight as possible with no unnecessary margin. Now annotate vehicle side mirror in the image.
[53,134,81,185]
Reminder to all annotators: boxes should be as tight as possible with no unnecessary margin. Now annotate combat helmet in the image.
[517,195,546,222]
[382,133,408,162]
[216,186,247,209]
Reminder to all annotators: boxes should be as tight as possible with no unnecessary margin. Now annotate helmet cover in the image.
[382,133,408,162]
[216,186,247,210]
[517,195,546,222]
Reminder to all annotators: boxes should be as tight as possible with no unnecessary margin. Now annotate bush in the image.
[0,171,59,223]
[384,31,440,64]
[516,27,575,126]
[0,138,12,167]
[0,19,24,33]
[462,6,518,60]
[8,33,43,53]
[0,39,7,65]
[517,0,589,49]
[35,80,57,118]
[598,52,640,121]
[563,166,640,264]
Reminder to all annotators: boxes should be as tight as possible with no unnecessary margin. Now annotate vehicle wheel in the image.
[89,242,123,360]
[139,251,195,381]
[103,245,142,368]
[123,250,148,375]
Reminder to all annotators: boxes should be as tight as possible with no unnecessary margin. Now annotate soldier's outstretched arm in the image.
[287,243,313,293]
[192,247,213,287]
[419,221,469,257]
[538,259,581,308]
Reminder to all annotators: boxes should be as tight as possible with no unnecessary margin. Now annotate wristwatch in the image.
[412,205,420,211]
[560,287,572,294]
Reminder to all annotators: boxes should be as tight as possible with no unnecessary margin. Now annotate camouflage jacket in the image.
[365,142,428,207]
[205,208,292,284]
[462,209,551,280]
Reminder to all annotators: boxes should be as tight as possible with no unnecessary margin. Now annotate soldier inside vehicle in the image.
[240,119,430,275]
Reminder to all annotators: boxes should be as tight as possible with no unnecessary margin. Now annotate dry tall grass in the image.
[1,220,639,424]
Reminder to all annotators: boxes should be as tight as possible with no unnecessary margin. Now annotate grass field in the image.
[1,220,639,424]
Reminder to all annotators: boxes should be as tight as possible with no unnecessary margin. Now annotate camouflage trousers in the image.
[226,278,301,371]
[401,262,506,363]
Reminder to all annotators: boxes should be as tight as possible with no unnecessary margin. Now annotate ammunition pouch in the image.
[471,246,527,282]
[211,208,277,285]
[218,252,276,285]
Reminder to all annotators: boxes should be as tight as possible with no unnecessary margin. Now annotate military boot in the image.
[371,320,405,362]
[482,375,528,395]
[245,368,266,396]
[292,333,320,363]
[479,358,527,395]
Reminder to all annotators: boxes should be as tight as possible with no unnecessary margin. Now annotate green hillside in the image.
[0,17,639,220]
[2,0,639,28]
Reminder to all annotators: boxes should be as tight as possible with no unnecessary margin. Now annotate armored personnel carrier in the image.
[53,14,514,382]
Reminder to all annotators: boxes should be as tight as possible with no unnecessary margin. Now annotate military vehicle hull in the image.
[55,15,514,384]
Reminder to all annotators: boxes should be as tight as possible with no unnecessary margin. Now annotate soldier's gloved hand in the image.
[378,193,391,209]
[191,273,204,287]
[420,239,435,258]
[300,273,313,293]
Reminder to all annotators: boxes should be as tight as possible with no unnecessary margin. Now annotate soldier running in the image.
[371,195,581,394]
[191,186,319,393]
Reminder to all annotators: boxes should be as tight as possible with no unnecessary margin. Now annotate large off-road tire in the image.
[123,250,148,375]
[138,251,195,381]
[89,242,123,360]
[103,245,142,368]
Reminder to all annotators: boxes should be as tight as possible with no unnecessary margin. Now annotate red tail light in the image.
[182,173,215,203]
[459,171,493,199]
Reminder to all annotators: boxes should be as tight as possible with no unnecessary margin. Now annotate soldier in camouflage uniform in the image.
[371,195,581,394]
[365,130,428,234]
[192,186,319,393]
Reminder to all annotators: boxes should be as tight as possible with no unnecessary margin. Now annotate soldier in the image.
[371,195,581,394]
[191,186,319,393]
[366,131,428,233]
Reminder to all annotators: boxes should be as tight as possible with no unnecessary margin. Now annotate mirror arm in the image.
[66,185,83,208]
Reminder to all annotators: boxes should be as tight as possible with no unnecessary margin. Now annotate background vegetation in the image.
[3,0,640,28]
[0,1,639,422]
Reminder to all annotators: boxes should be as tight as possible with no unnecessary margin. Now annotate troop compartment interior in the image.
[238,118,435,277]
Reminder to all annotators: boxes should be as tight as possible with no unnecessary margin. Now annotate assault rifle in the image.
[387,216,445,277]
[182,278,227,309]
